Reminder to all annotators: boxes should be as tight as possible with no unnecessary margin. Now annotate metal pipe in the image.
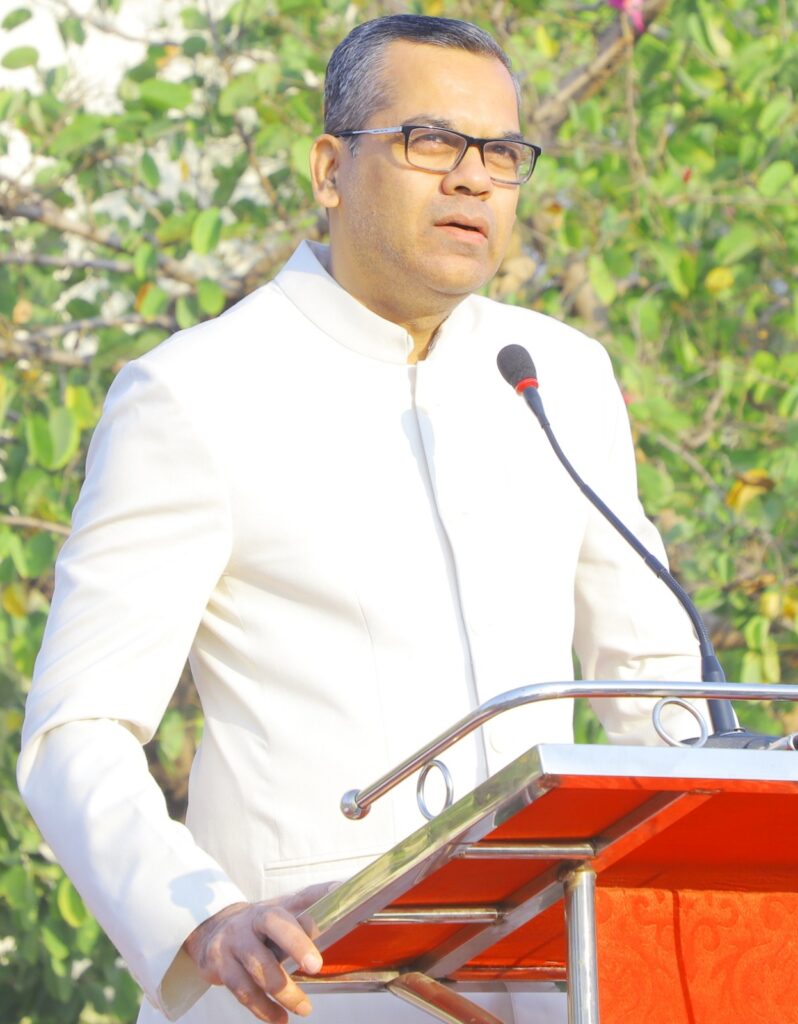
[341,679,798,818]
[564,867,600,1024]
[457,842,594,860]
[370,907,501,925]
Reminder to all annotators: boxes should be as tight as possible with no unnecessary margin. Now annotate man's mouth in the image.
[435,216,489,240]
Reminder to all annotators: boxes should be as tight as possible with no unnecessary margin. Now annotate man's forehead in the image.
[371,40,521,133]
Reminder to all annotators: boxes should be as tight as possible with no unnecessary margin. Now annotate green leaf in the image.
[0,372,17,425]
[140,152,160,189]
[8,532,28,578]
[74,914,101,956]
[197,278,225,316]
[757,160,794,199]
[65,384,97,429]
[23,532,55,577]
[25,413,53,468]
[176,294,200,329]
[191,207,222,254]
[57,876,88,928]
[740,650,763,683]
[180,6,207,29]
[650,242,690,297]
[50,114,106,157]
[218,72,260,117]
[587,254,617,305]
[667,129,716,173]
[778,383,798,419]
[66,297,98,319]
[155,211,194,245]
[2,8,32,30]
[139,285,169,318]
[635,295,662,341]
[1,45,38,69]
[41,924,70,961]
[182,35,207,57]
[48,406,80,470]
[290,137,313,183]
[134,242,158,282]
[695,0,733,62]
[757,95,792,134]
[157,708,185,763]
[134,241,158,280]
[637,463,674,511]
[713,223,760,265]
[218,64,280,116]
[59,14,86,45]
[0,865,32,910]
[744,614,771,651]
[138,79,193,111]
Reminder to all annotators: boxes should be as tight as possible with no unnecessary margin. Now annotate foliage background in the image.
[0,0,796,1019]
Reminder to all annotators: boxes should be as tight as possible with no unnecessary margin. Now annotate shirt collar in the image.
[273,240,476,365]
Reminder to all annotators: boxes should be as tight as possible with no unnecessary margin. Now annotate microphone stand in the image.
[496,343,758,741]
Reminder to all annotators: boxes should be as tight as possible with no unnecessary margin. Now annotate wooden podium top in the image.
[294,744,798,989]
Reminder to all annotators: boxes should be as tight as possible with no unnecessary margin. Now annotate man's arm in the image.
[572,358,709,743]
[17,357,324,1018]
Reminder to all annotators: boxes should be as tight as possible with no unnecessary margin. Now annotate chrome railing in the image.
[340,679,798,819]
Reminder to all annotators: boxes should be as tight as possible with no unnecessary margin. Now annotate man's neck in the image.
[403,314,446,363]
[337,284,457,364]
[325,247,462,363]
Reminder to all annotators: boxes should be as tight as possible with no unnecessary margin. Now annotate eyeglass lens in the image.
[405,127,534,182]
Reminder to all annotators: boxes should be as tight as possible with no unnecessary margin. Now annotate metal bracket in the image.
[388,972,506,1024]
[652,696,709,748]
[417,759,454,820]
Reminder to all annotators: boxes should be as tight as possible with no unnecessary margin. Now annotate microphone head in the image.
[497,345,538,390]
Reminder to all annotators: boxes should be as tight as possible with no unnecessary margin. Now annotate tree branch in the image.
[1,316,176,367]
[650,431,726,499]
[531,0,670,142]
[45,0,180,47]
[0,177,240,295]
[0,253,134,274]
[0,514,70,537]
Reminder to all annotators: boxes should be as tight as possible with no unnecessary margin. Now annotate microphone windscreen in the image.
[497,345,538,389]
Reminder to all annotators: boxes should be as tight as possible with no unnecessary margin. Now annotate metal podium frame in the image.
[288,681,798,1024]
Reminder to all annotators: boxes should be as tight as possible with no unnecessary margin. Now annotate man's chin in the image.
[427,267,496,299]
[417,250,497,295]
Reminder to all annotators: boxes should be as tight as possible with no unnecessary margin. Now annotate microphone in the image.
[497,343,740,737]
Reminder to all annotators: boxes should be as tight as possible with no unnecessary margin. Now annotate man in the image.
[18,14,704,1024]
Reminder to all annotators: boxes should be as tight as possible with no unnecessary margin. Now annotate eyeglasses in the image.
[334,124,542,185]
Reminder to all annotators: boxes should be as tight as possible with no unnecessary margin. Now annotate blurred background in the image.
[0,1,796,1019]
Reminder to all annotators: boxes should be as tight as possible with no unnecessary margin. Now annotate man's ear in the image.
[310,134,344,209]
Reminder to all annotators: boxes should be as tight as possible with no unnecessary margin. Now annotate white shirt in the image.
[18,241,702,1023]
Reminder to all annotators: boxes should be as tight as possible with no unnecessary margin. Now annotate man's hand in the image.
[183,883,334,1022]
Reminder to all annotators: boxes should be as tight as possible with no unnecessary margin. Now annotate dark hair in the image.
[323,14,520,142]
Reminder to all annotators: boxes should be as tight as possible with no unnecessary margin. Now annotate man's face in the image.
[319,40,523,319]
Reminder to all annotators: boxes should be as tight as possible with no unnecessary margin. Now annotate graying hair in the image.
[323,14,520,144]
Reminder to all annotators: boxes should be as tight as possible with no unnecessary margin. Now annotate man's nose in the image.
[442,143,493,196]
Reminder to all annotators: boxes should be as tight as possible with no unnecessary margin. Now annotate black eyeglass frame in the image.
[334,124,542,185]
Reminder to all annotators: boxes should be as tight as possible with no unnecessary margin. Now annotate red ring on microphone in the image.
[514,377,539,393]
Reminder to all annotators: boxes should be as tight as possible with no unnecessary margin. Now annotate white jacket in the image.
[18,241,702,1023]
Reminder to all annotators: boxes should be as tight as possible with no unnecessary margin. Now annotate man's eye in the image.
[488,143,523,166]
[412,131,457,150]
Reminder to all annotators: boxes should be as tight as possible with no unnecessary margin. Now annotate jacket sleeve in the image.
[572,358,710,745]
[17,358,247,1019]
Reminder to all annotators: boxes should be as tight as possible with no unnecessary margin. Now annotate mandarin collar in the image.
[273,240,476,365]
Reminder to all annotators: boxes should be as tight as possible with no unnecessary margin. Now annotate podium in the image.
[289,683,798,1023]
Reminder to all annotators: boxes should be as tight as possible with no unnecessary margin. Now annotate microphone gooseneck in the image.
[497,344,738,736]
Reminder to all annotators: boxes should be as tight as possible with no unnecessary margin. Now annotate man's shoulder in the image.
[100,279,301,429]
[142,280,291,374]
